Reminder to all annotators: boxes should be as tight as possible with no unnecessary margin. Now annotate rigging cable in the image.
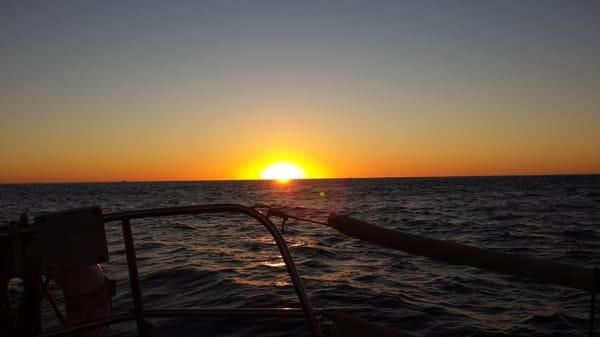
[41,275,66,326]
[252,204,329,233]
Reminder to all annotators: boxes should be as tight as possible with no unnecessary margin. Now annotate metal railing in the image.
[39,204,323,337]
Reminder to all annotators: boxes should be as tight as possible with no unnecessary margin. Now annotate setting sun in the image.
[259,162,306,183]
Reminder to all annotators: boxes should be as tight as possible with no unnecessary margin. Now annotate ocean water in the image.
[1,176,599,337]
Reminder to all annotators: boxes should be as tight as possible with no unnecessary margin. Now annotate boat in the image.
[1,204,598,337]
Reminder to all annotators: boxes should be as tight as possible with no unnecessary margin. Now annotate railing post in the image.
[248,209,323,337]
[105,205,323,337]
[120,218,150,337]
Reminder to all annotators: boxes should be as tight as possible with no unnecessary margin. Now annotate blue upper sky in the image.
[1,1,599,182]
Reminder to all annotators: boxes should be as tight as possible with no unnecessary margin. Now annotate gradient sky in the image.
[1,1,599,183]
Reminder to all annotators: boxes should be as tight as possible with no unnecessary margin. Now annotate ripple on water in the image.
[1,176,598,337]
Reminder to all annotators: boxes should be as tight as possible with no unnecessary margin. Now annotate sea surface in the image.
[1,176,599,337]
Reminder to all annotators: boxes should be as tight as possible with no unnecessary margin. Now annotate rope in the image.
[252,204,329,233]
[283,214,328,226]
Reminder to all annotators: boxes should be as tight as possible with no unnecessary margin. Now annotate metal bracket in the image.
[34,207,108,274]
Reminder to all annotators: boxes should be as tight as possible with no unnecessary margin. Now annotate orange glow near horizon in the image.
[235,150,330,182]
[259,161,306,183]
[1,3,600,184]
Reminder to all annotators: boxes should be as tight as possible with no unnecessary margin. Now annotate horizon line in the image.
[1,172,599,185]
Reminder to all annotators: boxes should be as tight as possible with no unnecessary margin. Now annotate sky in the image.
[1,1,599,183]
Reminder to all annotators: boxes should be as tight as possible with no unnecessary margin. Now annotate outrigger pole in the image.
[261,207,598,336]
[325,215,599,336]
[326,214,598,293]
[259,205,598,293]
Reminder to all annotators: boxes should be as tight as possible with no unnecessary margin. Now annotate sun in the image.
[259,161,306,183]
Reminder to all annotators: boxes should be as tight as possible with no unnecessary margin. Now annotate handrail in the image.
[103,204,323,337]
